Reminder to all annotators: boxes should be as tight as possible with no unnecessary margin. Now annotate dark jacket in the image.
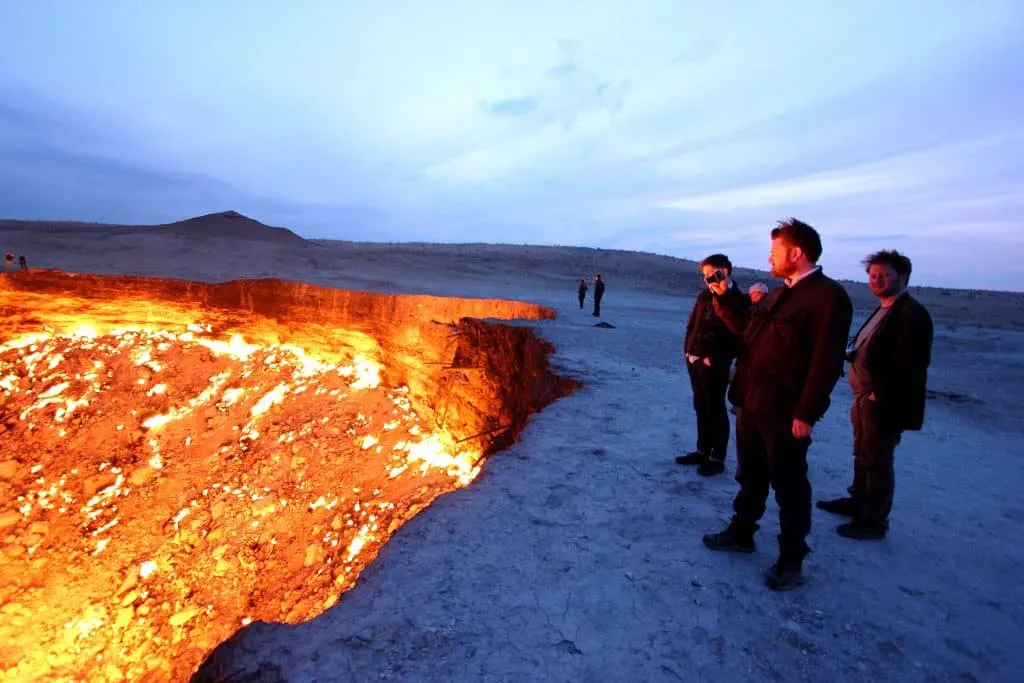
[714,270,854,424]
[852,294,933,431]
[684,284,745,362]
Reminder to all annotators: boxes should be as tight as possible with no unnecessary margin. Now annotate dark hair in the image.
[699,253,732,273]
[863,249,913,284]
[770,218,823,263]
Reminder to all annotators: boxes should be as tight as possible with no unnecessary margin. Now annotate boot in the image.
[675,450,707,466]
[697,456,725,477]
[764,536,809,591]
[702,522,758,553]
[816,496,859,517]
[836,518,887,540]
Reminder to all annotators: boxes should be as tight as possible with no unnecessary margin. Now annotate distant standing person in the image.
[817,250,933,540]
[676,253,746,476]
[592,275,605,317]
[4,252,12,269]
[701,218,853,591]
[748,282,768,304]
[577,279,588,309]
[18,254,27,271]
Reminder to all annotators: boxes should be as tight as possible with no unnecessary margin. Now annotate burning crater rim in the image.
[0,269,580,683]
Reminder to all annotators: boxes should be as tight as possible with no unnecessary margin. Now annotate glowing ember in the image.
[0,324,483,681]
[0,270,575,683]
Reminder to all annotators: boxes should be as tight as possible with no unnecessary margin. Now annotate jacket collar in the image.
[785,266,821,288]
[854,291,912,338]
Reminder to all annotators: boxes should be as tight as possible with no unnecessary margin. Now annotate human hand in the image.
[702,357,711,366]
[707,274,731,296]
[792,419,813,439]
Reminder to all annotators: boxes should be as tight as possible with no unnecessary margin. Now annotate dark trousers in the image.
[593,297,602,316]
[578,294,585,309]
[687,359,731,459]
[731,408,812,550]
[850,395,900,528]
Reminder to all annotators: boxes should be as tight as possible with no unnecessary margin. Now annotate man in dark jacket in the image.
[676,254,746,476]
[577,279,588,309]
[592,275,605,317]
[817,250,933,540]
[701,218,854,591]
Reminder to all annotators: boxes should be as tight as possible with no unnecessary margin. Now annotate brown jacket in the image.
[851,294,933,431]
[714,269,853,425]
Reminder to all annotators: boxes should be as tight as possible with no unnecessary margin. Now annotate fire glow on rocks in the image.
[0,270,577,682]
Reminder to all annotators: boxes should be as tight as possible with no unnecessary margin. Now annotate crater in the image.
[0,269,579,682]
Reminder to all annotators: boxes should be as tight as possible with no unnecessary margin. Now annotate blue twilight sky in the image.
[1,2,1023,290]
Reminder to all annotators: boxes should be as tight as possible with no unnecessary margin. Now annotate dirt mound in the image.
[158,211,307,245]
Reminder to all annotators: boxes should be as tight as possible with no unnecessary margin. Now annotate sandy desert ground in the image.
[2,215,1024,682]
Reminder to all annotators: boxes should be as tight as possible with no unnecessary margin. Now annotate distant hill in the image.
[156,211,307,244]
[0,210,308,245]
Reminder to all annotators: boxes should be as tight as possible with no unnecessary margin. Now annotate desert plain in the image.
[2,212,1023,683]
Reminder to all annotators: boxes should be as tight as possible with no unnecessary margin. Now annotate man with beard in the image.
[676,253,745,476]
[817,250,933,540]
[701,218,853,591]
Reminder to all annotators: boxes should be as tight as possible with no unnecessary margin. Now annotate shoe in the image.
[675,450,707,466]
[764,558,805,591]
[816,497,859,517]
[702,525,757,553]
[836,519,887,540]
[764,537,809,591]
[697,458,725,477]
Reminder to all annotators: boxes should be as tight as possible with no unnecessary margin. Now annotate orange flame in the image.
[0,320,483,682]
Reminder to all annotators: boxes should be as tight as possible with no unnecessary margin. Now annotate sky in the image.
[1,2,1023,290]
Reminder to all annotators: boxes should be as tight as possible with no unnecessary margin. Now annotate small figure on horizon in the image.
[817,249,933,541]
[577,279,588,309]
[4,252,12,270]
[592,274,605,317]
[748,282,768,304]
[18,254,27,271]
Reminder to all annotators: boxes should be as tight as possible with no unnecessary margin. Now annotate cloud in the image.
[481,96,540,117]
[420,42,631,186]
[0,94,414,238]
[0,141,420,241]
[652,131,1024,217]
[0,3,1021,288]
[655,167,909,213]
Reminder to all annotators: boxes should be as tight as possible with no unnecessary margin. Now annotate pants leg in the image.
[690,361,732,460]
[730,407,770,532]
[687,361,710,454]
[593,297,602,316]
[704,361,731,460]
[849,400,867,503]
[762,418,813,549]
[856,396,900,528]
